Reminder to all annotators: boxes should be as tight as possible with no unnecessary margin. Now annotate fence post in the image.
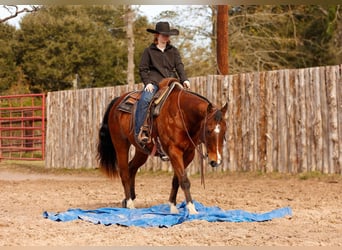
[43,67,342,173]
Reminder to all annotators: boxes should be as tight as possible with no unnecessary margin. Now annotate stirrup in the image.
[155,137,169,161]
[137,127,150,144]
[160,153,170,161]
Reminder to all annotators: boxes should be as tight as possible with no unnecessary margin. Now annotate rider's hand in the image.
[183,80,190,89]
[145,83,154,93]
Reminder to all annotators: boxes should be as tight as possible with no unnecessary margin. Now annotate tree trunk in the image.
[216,5,229,75]
[125,5,135,86]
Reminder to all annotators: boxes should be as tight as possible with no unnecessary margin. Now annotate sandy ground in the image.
[0,161,341,246]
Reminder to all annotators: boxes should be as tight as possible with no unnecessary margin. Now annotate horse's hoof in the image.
[122,198,135,209]
[126,198,135,209]
[186,202,198,214]
[122,199,127,208]
[169,203,179,214]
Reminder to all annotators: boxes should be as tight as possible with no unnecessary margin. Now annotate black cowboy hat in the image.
[146,21,179,36]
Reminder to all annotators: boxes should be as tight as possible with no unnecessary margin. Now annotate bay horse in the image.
[97,78,227,214]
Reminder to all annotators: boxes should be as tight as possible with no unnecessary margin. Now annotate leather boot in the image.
[137,125,150,144]
[156,138,169,161]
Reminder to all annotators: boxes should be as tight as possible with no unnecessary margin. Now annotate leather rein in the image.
[177,88,218,188]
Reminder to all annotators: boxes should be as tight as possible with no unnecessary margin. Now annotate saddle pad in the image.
[117,91,141,113]
[116,81,183,114]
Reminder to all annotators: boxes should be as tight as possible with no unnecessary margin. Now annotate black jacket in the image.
[139,43,189,86]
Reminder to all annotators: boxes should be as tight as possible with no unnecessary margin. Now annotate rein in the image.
[177,89,214,188]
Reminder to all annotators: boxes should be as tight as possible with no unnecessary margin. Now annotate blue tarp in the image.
[43,201,292,228]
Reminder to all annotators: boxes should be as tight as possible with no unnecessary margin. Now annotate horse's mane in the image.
[185,90,211,105]
[183,89,224,122]
[160,77,212,105]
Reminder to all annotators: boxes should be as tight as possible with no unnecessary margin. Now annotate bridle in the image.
[177,89,222,187]
[177,88,211,156]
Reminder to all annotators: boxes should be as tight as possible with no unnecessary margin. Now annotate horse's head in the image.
[202,102,228,168]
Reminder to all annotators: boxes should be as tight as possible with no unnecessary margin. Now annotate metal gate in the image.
[0,94,45,161]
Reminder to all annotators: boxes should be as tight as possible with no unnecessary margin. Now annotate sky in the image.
[0,5,183,28]
[136,5,180,21]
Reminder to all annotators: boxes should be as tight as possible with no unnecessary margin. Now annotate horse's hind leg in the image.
[128,150,148,201]
[114,141,135,209]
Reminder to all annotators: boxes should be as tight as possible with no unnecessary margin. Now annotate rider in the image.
[135,21,190,144]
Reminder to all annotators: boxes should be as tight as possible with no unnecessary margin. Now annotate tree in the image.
[295,5,341,67]
[152,6,217,77]
[216,5,229,74]
[132,14,151,83]
[124,5,135,86]
[4,5,340,94]
[0,23,17,93]
[331,5,342,63]
[16,5,128,92]
[0,5,39,23]
[228,5,342,73]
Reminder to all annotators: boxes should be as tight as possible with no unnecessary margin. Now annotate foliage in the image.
[1,5,341,93]
[152,6,217,77]
[16,5,128,92]
[0,23,18,93]
[133,15,151,83]
[228,5,342,74]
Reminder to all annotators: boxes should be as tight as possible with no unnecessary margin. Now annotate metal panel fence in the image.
[45,65,342,174]
[0,94,45,161]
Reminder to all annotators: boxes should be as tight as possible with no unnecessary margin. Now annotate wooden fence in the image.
[45,65,342,174]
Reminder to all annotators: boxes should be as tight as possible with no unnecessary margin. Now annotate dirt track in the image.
[0,161,341,246]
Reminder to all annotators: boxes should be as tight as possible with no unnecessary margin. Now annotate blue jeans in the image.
[135,85,159,135]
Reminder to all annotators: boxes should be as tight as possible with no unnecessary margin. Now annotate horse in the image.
[97,78,228,214]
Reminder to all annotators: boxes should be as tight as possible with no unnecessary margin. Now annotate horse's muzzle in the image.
[209,160,222,168]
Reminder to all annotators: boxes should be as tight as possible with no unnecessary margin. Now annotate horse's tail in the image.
[97,97,120,178]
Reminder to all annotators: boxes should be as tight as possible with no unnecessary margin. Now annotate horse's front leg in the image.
[182,150,197,214]
[169,174,180,213]
[179,170,198,215]
[168,148,198,214]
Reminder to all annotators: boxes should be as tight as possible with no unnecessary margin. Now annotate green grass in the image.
[298,170,341,182]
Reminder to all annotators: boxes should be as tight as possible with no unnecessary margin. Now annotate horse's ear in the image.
[221,102,228,115]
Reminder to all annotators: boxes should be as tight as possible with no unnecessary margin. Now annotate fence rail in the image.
[45,65,342,174]
[0,94,45,161]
